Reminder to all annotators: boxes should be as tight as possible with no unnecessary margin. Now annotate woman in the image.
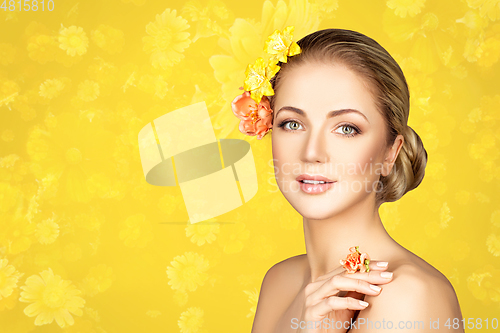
[248,29,464,332]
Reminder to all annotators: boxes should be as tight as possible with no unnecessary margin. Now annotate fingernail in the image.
[359,300,369,307]
[381,272,393,278]
[377,261,388,267]
[369,284,381,292]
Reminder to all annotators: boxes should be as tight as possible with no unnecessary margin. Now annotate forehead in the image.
[274,62,379,119]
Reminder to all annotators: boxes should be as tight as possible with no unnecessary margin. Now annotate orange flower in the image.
[232,91,273,140]
[340,246,370,274]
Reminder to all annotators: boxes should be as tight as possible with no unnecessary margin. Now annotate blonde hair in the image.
[269,28,427,206]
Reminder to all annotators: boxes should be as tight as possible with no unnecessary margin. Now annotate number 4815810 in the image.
[1,0,54,11]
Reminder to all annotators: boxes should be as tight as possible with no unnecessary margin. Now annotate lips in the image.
[296,174,334,183]
[296,174,336,194]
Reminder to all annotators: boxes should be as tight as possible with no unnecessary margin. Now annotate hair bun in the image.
[380,126,427,203]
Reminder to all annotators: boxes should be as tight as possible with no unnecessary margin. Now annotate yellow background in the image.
[1,0,500,332]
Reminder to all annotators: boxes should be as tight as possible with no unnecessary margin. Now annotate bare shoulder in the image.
[269,253,308,278]
[351,251,464,332]
[260,253,308,297]
[251,254,308,333]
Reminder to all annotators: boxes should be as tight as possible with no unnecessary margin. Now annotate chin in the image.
[284,191,349,220]
[293,203,342,221]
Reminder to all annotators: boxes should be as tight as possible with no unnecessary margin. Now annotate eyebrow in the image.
[275,106,369,123]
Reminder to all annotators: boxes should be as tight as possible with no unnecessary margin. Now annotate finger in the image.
[307,296,369,319]
[367,260,389,271]
[341,269,394,285]
[306,261,391,297]
[315,260,388,282]
[307,275,382,305]
[304,268,350,298]
[344,290,365,300]
[304,266,349,297]
[315,265,346,282]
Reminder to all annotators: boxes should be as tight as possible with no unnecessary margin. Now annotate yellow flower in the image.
[119,214,153,248]
[464,37,483,62]
[39,78,66,100]
[77,80,100,102]
[492,210,500,228]
[121,0,146,5]
[142,9,191,69]
[86,172,125,199]
[243,288,259,318]
[466,0,500,21]
[0,181,20,213]
[26,112,116,203]
[243,58,280,104]
[439,202,452,229]
[0,258,24,300]
[63,243,82,262]
[88,57,119,93]
[91,24,125,54]
[0,285,19,311]
[79,264,115,297]
[383,10,461,73]
[185,221,220,246]
[35,216,59,245]
[27,34,58,64]
[166,252,209,292]
[58,25,89,57]
[181,0,233,42]
[250,235,277,259]
[217,222,250,254]
[467,265,500,302]
[1,129,14,142]
[456,10,490,34]
[0,79,19,108]
[0,42,16,66]
[209,1,321,138]
[178,307,204,333]
[487,233,500,256]
[146,310,162,318]
[0,212,35,255]
[84,306,100,322]
[173,290,188,306]
[387,0,426,18]
[264,26,301,64]
[138,73,169,99]
[19,268,85,327]
[478,37,500,67]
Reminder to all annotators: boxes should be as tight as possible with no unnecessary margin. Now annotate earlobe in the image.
[382,134,404,177]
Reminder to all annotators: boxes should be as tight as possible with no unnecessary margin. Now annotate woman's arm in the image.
[348,264,464,332]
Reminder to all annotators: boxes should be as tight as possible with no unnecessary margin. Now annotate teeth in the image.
[302,180,326,184]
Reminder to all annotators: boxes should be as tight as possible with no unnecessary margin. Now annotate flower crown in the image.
[231,26,302,140]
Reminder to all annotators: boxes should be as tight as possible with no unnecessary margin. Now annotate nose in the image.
[301,127,329,164]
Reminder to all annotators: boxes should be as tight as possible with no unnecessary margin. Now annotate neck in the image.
[303,194,394,282]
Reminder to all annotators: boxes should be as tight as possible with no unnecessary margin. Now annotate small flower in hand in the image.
[340,246,371,273]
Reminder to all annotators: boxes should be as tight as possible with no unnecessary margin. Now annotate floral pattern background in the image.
[0,0,499,332]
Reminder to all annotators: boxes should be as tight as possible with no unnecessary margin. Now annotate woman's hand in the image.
[297,260,393,333]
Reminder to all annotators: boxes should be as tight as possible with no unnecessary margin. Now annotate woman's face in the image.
[271,61,402,219]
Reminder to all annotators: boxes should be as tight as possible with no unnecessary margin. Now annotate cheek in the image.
[271,135,285,177]
[272,137,295,178]
[335,139,384,180]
